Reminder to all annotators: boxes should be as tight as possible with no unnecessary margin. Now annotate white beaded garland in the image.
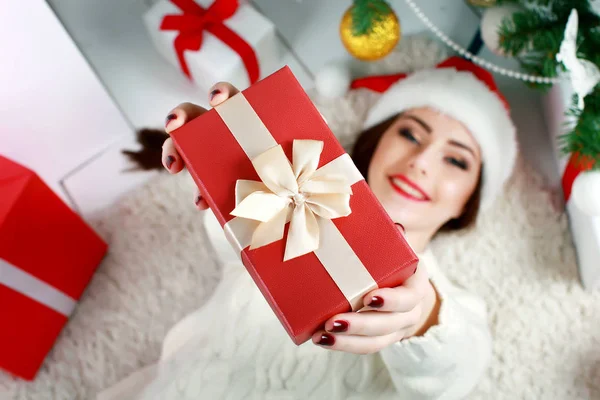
[403,0,560,84]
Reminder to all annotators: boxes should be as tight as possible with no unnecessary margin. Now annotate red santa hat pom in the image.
[353,56,518,210]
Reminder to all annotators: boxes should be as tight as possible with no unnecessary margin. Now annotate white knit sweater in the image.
[98,210,492,400]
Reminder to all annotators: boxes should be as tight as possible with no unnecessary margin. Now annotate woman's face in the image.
[368,107,482,233]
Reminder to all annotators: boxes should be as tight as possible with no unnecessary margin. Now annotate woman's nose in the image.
[408,150,433,176]
[408,161,427,176]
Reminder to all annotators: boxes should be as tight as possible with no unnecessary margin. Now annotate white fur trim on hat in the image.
[363,67,518,210]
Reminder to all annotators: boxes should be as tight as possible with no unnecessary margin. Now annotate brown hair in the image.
[122,128,169,171]
[350,113,483,232]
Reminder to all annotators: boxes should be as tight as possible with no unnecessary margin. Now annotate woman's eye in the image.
[447,157,468,170]
[399,128,419,144]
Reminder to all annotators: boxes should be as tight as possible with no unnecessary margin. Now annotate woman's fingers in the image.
[359,258,429,313]
[360,256,429,312]
[323,308,422,337]
[361,285,424,313]
[165,83,240,134]
[160,83,239,204]
[161,137,182,174]
[312,329,402,355]
[161,102,208,173]
[163,138,209,207]
[193,187,209,210]
[161,84,239,174]
[189,82,237,207]
[165,102,208,133]
[208,82,240,107]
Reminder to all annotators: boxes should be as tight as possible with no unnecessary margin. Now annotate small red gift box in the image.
[0,155,108,380]
[170,66,418,345]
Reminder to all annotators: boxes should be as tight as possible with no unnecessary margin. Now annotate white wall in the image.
[0,0,132,207]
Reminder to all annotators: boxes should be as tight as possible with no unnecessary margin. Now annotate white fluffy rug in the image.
[2,36,599,400]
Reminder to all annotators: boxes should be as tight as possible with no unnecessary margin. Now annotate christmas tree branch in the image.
[498,10,560,56]
[492,1,600,166]
[351,0,392,36]
[561,88,600,167]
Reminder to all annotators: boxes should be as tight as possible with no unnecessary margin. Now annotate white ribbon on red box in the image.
[0,258,76,316]
[215,92,377,311]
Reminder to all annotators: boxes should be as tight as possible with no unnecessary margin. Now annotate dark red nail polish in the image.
[165,113,177,127]
[394,222,405,233]
[209,89,221,101]
[317,333,335,346]
[367,296,384,308]
[329,320,348,333]
[195,194,203,205]
[165,155,175,169]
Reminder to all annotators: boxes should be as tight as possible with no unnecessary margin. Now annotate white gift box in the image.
[541,81,600,291]
[143,0,280,92]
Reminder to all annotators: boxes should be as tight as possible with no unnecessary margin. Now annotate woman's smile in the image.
[388,174,431,202]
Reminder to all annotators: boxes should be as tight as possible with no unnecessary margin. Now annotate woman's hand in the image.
[161,82,240,209]
[312,251,440,354]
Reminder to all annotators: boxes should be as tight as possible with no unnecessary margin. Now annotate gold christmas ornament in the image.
[466,0,497,7]
[339,5,400,61]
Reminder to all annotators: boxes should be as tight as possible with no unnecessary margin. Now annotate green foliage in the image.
[560,90,600,161]
[493,0,600,167]
[351,0,393,36]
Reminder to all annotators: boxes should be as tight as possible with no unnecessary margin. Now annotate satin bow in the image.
[230,140,353,261]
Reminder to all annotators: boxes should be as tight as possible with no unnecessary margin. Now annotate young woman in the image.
[104,56,517,400]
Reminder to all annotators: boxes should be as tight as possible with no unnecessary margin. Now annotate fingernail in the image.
[209,89,221,101]
[195,194,203,205]
[165,155,175,169]
[329,320,349,333]
[367,296,384,308]
[165,113,177,127]
[394,222,405,233]
[316,333,335,346]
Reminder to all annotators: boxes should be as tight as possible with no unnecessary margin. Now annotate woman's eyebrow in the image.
[403,115,432,133]
[402,114,477,159]
[448,140,476,158]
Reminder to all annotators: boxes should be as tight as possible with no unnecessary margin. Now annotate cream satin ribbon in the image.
[0,257,76,316]
[215,92,377,311]
[230,139,353,261]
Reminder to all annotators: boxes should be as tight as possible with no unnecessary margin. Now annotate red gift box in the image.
[170,66,418,345]
[0,155,108,380]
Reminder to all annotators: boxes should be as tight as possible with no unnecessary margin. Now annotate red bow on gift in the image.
[160,0,259,84]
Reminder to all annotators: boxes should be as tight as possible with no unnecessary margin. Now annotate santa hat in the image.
[349,56,518,210]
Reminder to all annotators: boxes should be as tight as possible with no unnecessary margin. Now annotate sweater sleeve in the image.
[378,249,492,400]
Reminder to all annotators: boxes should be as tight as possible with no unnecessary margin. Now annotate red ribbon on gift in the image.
[562,152,596,201]
[160,0,259,84]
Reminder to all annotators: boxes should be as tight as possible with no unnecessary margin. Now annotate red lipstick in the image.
[388,175,431,202]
